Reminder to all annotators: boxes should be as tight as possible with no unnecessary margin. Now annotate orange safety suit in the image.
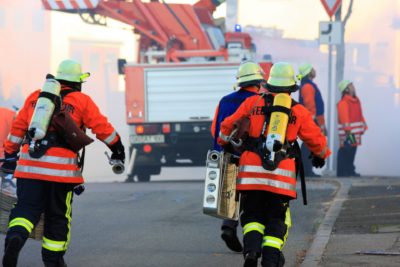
[4,85,119,184]
[337,94,367,147]
[299,78,326,177]
[218,93,331,199]
[299,79,326,130]
[0,107,16,159]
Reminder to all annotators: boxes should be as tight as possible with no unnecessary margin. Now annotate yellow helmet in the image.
[338,80,351,93]
[55,59,90,83]
[298,63,313,79]
[267,62,298,92]
[236,61,265,87]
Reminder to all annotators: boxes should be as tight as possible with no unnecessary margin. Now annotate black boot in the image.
[243,251,259,267]
[2,234,25,267]
[242,230,263,266]
[43,249,67,267]
[221,227,243,252]
[43,257,67,267]
[261,247,285,267]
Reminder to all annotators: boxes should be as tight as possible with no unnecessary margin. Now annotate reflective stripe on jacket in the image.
[5,86,118,183]
[218,93,331,199]
[238,164,297,198]
[15,146,83,183]
[337,94,367,147]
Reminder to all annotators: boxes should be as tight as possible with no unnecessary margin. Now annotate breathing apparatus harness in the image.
[231,93,307,204]
[25,78,92,171]
[24,82,91,196]
[242,94,299,167]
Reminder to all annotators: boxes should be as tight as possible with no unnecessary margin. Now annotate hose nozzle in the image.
[104,151,125,174]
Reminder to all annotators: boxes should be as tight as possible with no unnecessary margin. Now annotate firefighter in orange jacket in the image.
[0,107,17,195]
[0,107,16,161]
[211,62,266,253]
[336,80,367,177]
[1,59,125,267]
[218,62,331,267]
[298,63,327,177]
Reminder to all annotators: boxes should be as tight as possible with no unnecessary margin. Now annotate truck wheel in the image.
[137,174,151,182]
[125,174,135,183]
[151,165,162,175]
[134,165,161,182]
[192,157,206,166]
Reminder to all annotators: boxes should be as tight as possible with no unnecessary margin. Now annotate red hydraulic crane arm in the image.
[41,0,214,51]
[130,0,169,44]
[96,0,170,47]
[150,3,212,50]
[42,0,170,48]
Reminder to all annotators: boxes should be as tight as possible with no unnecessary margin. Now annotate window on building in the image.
[0,8,6,29]
[90,53,100,71]
[13,9,23,30]
[71,51,83,64]
[107,53,117,75]
[33,11,45,32]
[351,44,369,68]
[106,53,120,91]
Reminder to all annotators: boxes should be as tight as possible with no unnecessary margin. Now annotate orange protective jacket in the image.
[337,94,367,147]
[218,94,331,199]
[4,85,119,184]
[0,108,16,159]
[299,80,326,130]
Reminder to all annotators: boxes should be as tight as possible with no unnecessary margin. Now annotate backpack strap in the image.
[60,89,87,171]
[60,89,78,99]
[291,140,307,205]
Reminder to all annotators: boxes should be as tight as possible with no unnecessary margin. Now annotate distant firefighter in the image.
[0,107,16,160]
[336,80,367,177]
[0,107,17,195]
[211,61,266,253]
[298,63,327,177]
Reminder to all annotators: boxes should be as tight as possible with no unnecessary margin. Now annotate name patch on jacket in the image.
[252,106,266,115]
[30,100,74,114]
[62,103,75,114]
[252,106,297,124]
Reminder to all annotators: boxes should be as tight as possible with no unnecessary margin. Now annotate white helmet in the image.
[55,59,90,83]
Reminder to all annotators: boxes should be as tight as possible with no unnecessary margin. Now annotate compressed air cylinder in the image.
[28,79,61,140]
[265,93,292,152]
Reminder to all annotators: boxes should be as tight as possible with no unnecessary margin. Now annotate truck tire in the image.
[134,165,161,182]
[125,174,135,183]
[137,173,151,182]
[191,157,206,166]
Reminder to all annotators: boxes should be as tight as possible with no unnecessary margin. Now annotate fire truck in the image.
[42,0,272,182]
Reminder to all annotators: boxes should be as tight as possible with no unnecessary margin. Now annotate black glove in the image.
[311,155,325,168]
[1,152,18,174]
[73,184,85,196]
[108,137,125,164]
[46,73,55,79]
[222,143,235,154]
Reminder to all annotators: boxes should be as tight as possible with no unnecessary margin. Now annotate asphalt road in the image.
[0,169,336,267]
